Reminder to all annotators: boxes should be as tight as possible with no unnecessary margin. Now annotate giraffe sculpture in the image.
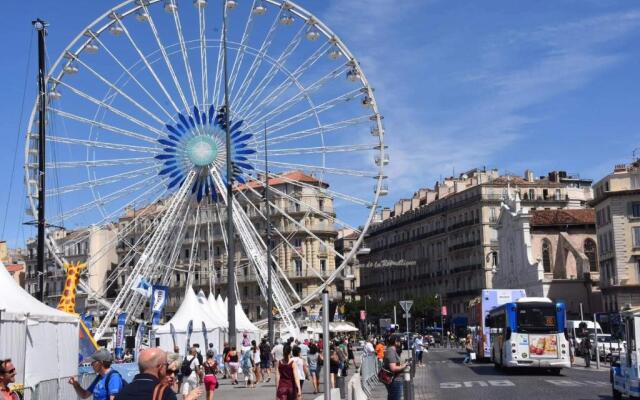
[57,261,87,314]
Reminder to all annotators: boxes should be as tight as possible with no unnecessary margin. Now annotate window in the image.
[632,175,640,189]
[295,259,303,276]
[320,259,326,274]
[542,240,552,273]
[584,239,598,272]
[319,199,324,211]
[555,189,562,200]
[295,283,303,294]
[631,202,640,218]
[529,189,535,200]
[634,227,640,248]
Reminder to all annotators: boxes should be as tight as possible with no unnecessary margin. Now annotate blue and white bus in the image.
[487,297,571,372]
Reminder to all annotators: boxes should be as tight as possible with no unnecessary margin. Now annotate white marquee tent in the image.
[0,262,79,391]
[155,287,223,355]
[213,294,262,348]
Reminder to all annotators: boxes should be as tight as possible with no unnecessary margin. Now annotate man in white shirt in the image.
[181,347,202,396]
[271,339,284,368]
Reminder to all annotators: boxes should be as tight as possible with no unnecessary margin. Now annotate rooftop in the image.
[530,209,595,226]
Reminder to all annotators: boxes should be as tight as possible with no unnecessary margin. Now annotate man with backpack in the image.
[68,348,124,400]
[180,347,202,396]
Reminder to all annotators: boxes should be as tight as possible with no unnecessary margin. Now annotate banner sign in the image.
[81,313,94,329]
[360,310,367,321]
[441,306,448,316]
[78,320,99,363]
[151,285,169,314]
[131,275,152,298]
[134,323,145,361]
[115,312,127,359]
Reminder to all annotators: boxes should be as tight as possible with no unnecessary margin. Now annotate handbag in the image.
[377,367,394,385]
[470,352,476,361]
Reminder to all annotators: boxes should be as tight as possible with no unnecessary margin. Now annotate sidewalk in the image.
[570,355,611,372]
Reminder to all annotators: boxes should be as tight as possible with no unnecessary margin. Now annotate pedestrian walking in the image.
[202,351,218,400]
[364,338,375,356]
[328,345,340,389]
[69,348,124,400]
[463,334,474,364]
[271,339,285,369]
[240,348,255,388]
[226,346,240,385]
[307,344,322,394]
[582,336,592,368]
[375,341,385,367]
[221,342,230,379]
[413,335,424,367]
[292,346,309,392]
[275,344,302,400]
[382,335,407,400]
[259,338,272,383]
[0,359,20,400]
[180,347,202,396]
[252,344,262,385]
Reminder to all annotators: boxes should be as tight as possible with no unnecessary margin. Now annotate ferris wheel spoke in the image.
[49,108,161,145]
[69,55,166,126]
[266,144,379,157]
[234,187,328,284]
[167,0,199,106]
[236,40,331,119]
[241,56,346,124]
[230,4,284,112]
[254,159,376,178]
[42,156,154,169]
[197,5,208,106]
[48,174,165,226]
[52,79,168,138]
[252,167,373,207]
[88,32,175,121]
[227,1,258,98]
[250,115,370,147]
[46,165,157,197]
[232,22,305,112]
[139,3,191,111]
[238,171,361,236]
[46,135,158,154]
[211,32,225,109]
[244,88,363,135]
[111,14,182,113]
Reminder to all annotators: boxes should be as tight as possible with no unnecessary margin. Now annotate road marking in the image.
[440,380,515,389]
[545,380,609,387]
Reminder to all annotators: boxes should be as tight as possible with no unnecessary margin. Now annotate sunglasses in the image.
[167,369,177,375]
[3,368,16,375]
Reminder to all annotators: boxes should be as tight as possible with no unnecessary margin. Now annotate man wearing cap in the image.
[69,348,124,400]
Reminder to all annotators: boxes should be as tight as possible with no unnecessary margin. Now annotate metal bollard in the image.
[403,363,414,400]
[337,374,347,399]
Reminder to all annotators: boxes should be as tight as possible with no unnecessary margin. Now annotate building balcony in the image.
[448,239,481,252]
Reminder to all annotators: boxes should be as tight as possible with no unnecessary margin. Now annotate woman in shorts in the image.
[307,343,323,394]
[203,351,218,400]
[226,346,240,385]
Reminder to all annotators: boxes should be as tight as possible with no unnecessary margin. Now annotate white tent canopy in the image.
[155,287,223,354]
[213,294,262,348]
[0,262,79,389]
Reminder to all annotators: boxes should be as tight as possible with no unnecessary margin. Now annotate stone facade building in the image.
[494,192,601,318]
[114,171,339,321]
[334,229,362,302]
[359,168,593,324]
[592,161,640,311]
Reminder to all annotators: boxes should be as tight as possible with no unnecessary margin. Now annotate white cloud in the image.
[320,4,640,203]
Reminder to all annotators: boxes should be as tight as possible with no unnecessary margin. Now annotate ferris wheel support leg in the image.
[93,171,197,341]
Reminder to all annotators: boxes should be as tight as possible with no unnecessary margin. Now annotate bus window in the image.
[516,304,557,333]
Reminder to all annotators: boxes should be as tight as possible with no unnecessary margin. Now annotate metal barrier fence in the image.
[359,353,380,397]
[27,373,96,400]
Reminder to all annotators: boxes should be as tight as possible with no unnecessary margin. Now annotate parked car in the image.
[588,334,624,361]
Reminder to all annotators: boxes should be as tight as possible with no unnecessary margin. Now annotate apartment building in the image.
[592,161,640,311]
[359,168,593,324]
[114,171,339,322]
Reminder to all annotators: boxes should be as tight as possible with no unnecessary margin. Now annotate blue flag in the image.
[115,312,127,359]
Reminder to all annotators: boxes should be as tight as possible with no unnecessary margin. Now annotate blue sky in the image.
[1,1,640,248]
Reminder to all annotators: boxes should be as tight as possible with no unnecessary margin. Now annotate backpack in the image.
[91,370,126,395]
[181,356,195,376]
[196,352,204,366]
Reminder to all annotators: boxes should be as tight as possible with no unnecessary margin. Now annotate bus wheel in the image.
[550,368,562,376]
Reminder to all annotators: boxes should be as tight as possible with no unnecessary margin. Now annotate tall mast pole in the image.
[33,19,47,303]
[265,122,274,344]
[222,0,237,347]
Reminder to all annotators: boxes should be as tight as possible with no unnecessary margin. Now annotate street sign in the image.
[441,305,448,316]
[399,300,413,313]
[360,310,367,321]
[403,313,411,318]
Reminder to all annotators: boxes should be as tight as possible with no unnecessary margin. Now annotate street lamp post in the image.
[436,294,444,346]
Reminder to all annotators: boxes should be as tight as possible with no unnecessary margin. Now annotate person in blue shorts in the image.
[69,348,124,400]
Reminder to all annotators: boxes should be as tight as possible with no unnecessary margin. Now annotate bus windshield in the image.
[516,303,557,333]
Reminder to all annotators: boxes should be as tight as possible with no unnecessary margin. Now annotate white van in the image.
[566,320,603,354]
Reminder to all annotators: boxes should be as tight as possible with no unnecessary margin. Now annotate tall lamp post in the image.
[435,294,444,343]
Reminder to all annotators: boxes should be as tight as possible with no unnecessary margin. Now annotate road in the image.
[409,347,612,400]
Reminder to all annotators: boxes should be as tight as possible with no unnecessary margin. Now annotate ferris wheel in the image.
[24,0,387,340]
